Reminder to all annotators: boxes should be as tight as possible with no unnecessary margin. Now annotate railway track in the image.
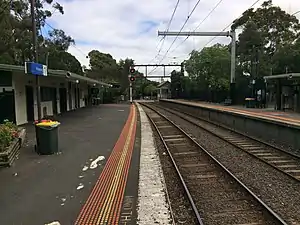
[140,103,287,225]
[152,102,300,182]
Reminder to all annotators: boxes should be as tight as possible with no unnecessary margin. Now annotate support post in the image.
[30,0,41,121]
[230,30,236,104]
[129,82,133,104]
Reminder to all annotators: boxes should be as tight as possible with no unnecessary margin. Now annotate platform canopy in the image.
[263,73,300,80]
[0,64,111,87]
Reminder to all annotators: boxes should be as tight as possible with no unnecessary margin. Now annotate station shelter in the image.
[0,64,110,125]
[157,81,171,99]
[263,73,300,112]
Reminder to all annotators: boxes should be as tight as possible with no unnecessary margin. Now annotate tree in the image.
[272,38,300,74]
[144,84,157,98]
[118,58,134,93]
[86,50,120,81]
[232,0,300,77]
[185,44,230,91]
[133,76,158,99]
[0,0,65,65]
[38,28,82,74]
[45,29,74,51]
[41,51,83,74]
[170,70,183,99]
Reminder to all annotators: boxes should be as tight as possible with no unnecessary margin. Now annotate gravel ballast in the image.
[152,104,300,224]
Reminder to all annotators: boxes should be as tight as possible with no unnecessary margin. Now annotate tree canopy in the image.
[0,0,159,100]
[232,0,300,77]
[174,0,300,103]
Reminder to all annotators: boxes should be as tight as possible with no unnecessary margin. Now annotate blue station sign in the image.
[25,62,48,76]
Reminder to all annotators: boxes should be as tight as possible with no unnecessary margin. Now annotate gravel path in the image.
[151,104,300,225]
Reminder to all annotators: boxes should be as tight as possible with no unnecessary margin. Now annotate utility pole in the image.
[30,0,42,121]
[158,31,237,104]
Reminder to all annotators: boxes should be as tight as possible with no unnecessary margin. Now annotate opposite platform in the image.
[160,99,300,151]
[162,99,300,128]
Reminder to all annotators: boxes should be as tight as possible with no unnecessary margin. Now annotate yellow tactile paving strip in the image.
[75,105,137,225]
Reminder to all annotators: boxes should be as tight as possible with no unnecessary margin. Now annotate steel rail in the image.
[154,103,300,182]
[140,104,204,225]
[141,102,288,225]
[158,102,300,159]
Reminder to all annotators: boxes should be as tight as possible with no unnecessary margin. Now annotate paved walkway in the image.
[0,104,132,224]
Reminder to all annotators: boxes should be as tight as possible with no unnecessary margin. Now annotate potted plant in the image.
[0,120,26,167]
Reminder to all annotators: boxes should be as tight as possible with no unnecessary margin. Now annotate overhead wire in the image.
[147,0,180,65]
[198,0,262,51]
[170,0,224,55]
[44,21,88,58]
[148,0,203,75]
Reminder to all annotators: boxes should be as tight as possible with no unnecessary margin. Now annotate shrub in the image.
[0,120,18,152]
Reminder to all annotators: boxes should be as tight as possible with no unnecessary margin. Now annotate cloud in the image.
[46,0,300,76]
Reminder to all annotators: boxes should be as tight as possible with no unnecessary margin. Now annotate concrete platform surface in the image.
[0,104,131,225]
[136,104,172,225]
[164,99,300,127]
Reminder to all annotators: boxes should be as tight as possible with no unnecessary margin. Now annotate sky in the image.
[45,0,300,77]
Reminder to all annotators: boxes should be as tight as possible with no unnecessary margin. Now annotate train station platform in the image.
[0,102,171,225]
[0,104,137,224]
[163,99,300,127]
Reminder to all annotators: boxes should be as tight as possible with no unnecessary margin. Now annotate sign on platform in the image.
[25,62,48,76]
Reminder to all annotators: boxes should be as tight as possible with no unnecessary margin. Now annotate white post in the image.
[129,82,133,104]
[230,30,236,83]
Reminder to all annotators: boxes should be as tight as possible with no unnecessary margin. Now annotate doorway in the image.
[52,88,57,115]
[0,91,15,123]
[59,88,67,113]
[68,82,72,111]
[25,86,34,122]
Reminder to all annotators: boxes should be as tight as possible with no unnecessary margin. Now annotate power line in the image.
[149,0,203,75]
[147,0,180,65]
[198,0,261,51]
[170,0,224,54]
[44,21,88,57]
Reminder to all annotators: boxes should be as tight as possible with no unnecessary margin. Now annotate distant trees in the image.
[172,0,300,103]
[0,0,158,101]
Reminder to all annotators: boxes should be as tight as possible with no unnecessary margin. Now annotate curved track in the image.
[152,102,300,182]
[140,102,287,225]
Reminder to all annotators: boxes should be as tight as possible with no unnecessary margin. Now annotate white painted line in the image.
[136,104,172,225]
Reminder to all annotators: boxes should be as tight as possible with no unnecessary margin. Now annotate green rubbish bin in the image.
[35,120,60,155]
[245,98,256,108]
